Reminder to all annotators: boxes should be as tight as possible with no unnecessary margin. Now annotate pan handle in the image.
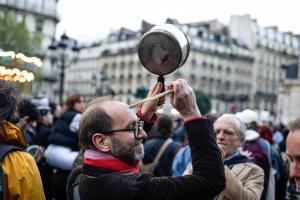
[157,75,165,92]
[157,75,165,105]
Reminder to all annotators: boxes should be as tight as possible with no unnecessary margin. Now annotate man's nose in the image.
[216,131,225,140]
[138,127,147,139]
[290,162,300,178]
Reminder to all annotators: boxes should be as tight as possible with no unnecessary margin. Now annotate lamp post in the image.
[48,33,80,105]
[96,70,115,97]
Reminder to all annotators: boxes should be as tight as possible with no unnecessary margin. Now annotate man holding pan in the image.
[66,79,225,200]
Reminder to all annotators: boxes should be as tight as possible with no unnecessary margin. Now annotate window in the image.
[103,63,108,71]
[284,34,291,45]
[16,13,24,24]
[137,73,142,80]
[209,43,216,52]
[202,41,208,50]
[191,57,197,65]
[35,0,45,13]
[112,62,116,71]
[190,27,197,36]
[217,45,225,53]
[129,60,134,66]
[267,29,275,39]
[174,69,182,77]
[292,37,299,48]
[276,32,283,43]
[225,81,230,90]
[190,73,196,81]
[120,61,125,71]
[226,67,231,75]
[35,18,44,32]
[16,0,26,8]
[251,23,258,34]
[191,66,196,80]
[259,27,266,37]
[197,30,203,37]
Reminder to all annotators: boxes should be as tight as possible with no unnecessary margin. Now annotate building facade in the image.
[229,15,299,112]
[277,48,300,125]
[65,44,103,100]
[277,79,300,125]
[65,15,300,114]
[0,0,60,97]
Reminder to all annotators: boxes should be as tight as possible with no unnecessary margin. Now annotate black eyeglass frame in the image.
[101,120,144,139]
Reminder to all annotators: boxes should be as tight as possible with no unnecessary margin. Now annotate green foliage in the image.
[195,90,211,115]
[135,86,149,99]
[0,9,41,55]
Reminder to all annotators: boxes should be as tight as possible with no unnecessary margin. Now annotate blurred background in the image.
[0,0,299,125]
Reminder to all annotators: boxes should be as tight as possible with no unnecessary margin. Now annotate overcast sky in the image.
[57,0,299,43]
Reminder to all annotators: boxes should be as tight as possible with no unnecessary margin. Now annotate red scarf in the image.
[84,149,139,172]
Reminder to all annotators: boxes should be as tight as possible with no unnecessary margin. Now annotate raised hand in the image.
[167,79,201,121]
[140,82,165,121]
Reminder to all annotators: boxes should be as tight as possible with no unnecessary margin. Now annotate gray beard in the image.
[134,143,144,161]
[110,136,144,163]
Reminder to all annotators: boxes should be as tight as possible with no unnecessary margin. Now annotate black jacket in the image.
[69,118,226,200]
[49,109,79,150]
[143,135,180,176]
[35,123,52,147]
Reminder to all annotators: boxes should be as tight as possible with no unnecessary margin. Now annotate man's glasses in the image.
[102,120,144,139]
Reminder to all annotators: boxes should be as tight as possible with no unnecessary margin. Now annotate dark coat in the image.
[49,108,80,150]
[143,135,180,176]
[70,118,226,200]
[35,123,52,147]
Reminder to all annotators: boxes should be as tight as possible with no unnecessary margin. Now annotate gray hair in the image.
[217,114,247,141]
[288,116,300,132]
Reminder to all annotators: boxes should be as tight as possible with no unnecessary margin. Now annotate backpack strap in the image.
[66,165,83,200]
[0,143,22,161]
[73,185,80,200]
[0,143,22,200]
[139,138,173,173]
[153,138,173,165]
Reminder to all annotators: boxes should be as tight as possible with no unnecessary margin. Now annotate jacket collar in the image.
[0,121,27,148]
[224,151,252,166]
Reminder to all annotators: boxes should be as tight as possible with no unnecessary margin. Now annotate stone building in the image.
[66,15,300,114]
[0,0,60,97]
[277,56,300,125]
[230,15,299,112]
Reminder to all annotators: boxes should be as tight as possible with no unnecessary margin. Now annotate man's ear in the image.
[92,133,110,152]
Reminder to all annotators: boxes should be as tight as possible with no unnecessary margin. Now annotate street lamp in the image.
[48,33,80,105]
[96,70,115,97]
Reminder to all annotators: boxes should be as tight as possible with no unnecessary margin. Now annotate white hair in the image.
[217,114,247,141]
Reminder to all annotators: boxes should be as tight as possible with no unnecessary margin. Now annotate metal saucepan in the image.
[138,23,190,76]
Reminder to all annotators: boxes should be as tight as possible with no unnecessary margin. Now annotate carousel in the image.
[0,50,42,83]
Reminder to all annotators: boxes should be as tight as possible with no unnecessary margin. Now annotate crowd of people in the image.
[0,78,300,200]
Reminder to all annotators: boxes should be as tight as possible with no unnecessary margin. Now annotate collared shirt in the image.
[224,150,240,162]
